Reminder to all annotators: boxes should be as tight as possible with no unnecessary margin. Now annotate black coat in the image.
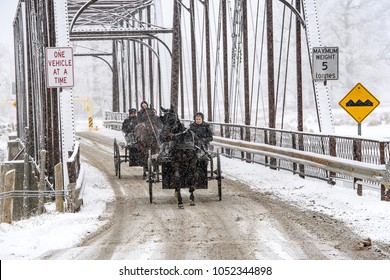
[137,108,152,123]
[189,122,213,145]
[122,117,138,134]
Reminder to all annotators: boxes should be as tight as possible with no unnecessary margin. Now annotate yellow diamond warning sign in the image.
[339,83,380,124]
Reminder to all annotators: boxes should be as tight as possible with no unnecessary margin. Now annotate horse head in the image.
[160,106,181,133]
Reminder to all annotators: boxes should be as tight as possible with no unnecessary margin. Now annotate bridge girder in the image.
[68,0,159,33]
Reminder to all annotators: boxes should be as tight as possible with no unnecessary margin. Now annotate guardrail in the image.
[212,136,390,189]
[104,111,390,200]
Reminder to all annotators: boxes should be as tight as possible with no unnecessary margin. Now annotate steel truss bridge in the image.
[10,0,390,204]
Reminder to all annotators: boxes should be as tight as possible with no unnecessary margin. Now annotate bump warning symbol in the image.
[339,83,380,124]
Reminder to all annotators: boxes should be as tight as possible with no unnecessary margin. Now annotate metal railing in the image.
[211,136,390,187]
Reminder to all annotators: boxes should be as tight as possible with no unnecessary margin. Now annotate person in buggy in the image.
[189,112,213,150]
[189,112,213,188]
[122,108,138,144]
[150,107,163,129]
[137,101,151,123]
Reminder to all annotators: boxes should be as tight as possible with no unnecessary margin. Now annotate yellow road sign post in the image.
[339,83,380,135]
[74,97,94,131]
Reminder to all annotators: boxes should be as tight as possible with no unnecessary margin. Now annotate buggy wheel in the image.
[114,139,121,178]
[148,149,153,203]
[117,157,121,179]
[114,139,119,176]
[217,151,222,201]
[125,145,130,166]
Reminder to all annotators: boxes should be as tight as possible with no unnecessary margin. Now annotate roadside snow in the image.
[221,157,390,244]
[0,163,114,259]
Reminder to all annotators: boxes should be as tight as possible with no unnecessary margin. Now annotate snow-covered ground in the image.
[0,163,114,259]
[0,124,389,260]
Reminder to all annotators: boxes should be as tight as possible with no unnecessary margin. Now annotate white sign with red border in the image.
[46,47,74,88]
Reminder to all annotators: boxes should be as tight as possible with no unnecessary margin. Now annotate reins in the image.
[144,108,161,146]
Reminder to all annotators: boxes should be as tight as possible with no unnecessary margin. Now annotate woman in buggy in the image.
[189,112,213,151]
[189,112,213,188]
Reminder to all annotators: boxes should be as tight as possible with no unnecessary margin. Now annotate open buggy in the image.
[113,132,140,178]
[146,108,222,208]
[113,111,160,179]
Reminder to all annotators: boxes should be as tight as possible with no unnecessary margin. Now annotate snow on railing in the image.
[212,136,390,190]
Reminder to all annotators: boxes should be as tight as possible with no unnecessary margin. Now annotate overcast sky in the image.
[0,1,18,49]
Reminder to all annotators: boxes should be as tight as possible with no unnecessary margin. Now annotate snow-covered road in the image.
[2,129,389,260]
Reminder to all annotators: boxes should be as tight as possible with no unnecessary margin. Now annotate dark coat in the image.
[137,108,152,123]
[122,116,138,134]
[189,122,213,145]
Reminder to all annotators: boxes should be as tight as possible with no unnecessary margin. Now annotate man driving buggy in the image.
[122,108,138,143]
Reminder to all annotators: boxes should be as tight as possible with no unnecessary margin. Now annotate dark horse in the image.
[159,107,198,208]
[134,110,161,178]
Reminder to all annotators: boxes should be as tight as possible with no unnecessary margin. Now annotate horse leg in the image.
[143,166,147,179]
[142,149,148,179]
[177,188,183,208]
[152,147,159,182]
[153,147,160,182]
[173,164,183,208]
[189,186,195,206]
[188,153,197,206]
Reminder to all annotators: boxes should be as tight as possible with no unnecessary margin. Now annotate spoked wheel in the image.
[148,149,153,203]
[216,151,222,201]
[114,138,121,178]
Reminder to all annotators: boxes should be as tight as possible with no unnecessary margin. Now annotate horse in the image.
[159,107,198,208]
[134,111,161,178]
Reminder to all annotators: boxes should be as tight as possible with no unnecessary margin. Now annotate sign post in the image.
[312,47,339,83]
[46,47,74,88]
[339,83,380,135]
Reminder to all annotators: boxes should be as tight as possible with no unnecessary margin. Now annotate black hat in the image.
[194,112,204,120]
[129,108,137,113]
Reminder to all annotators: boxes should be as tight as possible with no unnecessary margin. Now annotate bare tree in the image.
[319,0,389,103]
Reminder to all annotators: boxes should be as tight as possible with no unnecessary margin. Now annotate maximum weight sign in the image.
[312,47,339,81]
